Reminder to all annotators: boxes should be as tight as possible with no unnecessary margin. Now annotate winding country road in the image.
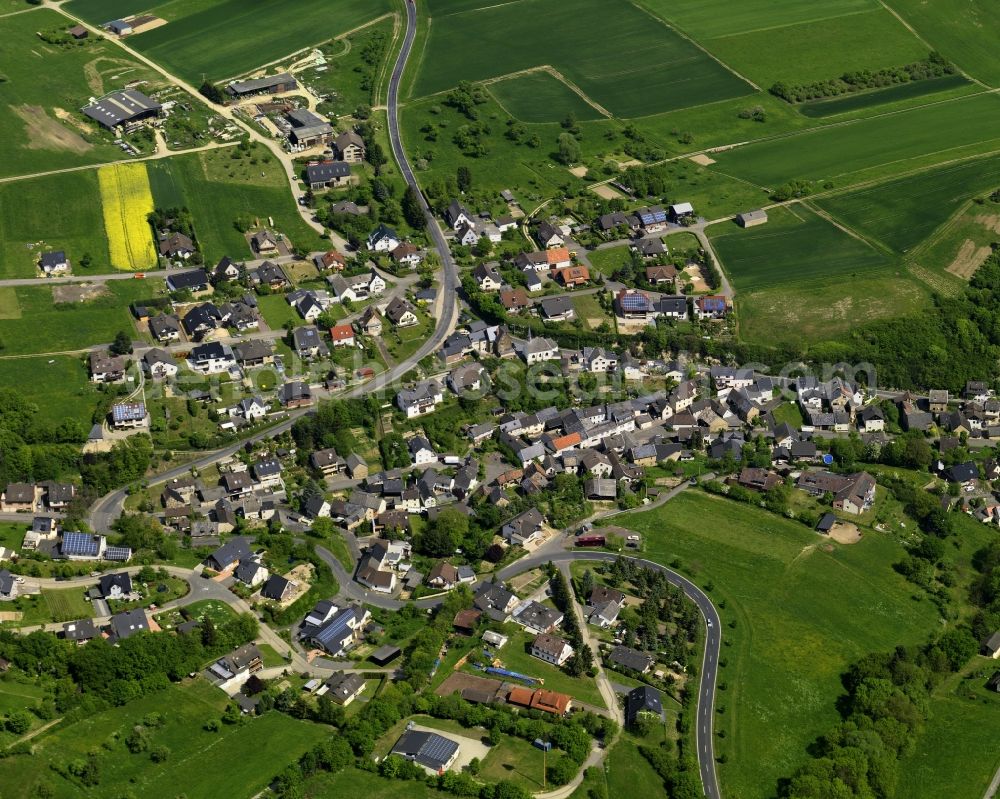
[69,2,722,793]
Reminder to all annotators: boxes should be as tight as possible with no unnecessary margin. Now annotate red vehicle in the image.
[575,535,606,547]
[133,273,145,279]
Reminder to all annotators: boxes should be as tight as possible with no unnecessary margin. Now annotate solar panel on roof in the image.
[104,546,131,562]
[62,531,101,556]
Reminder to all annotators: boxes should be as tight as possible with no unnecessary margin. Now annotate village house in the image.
[397,380,444,418]
[531,633,574,666]
[334,131,366,163]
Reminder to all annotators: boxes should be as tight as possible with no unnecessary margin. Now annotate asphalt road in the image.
[88,0,459,530]
[316,540,723,799]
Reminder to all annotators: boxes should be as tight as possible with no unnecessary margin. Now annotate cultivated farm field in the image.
[709,205,891,293]
[816,155,1000,255]
[488,71,604,124]
[67,0,394,84]
[711,92,1000,188]
[886,0,1000,86]
[98,163,157,270]
[412,0,753,118]
[617,490,938,799]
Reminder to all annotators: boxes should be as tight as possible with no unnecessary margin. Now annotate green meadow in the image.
[615,491,938,799]
[0,681,327,799]
[0,9,159,178]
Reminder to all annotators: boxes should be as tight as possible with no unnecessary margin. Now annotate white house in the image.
[367,224,401,252]
[189,342,236,374]
[531,633,573,666]
[408,436,437,465]
[397,381,444,418]
[234,397,268,421]
[519,337,560,365]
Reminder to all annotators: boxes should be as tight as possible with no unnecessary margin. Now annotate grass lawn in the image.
[478,628,606,708]
[0,355,100,429]
[413,0,752,118]
[0,171,110,279]
[479,733,548,790]
[41,588,92,622]
[816,154,1000,255]
[0,280,153,355]
[386,312,433,362]
[588,246,631,278]
[896,659,1000,798]
[155,599,236,630]
[0,9,160,179]
[258,643,289,668]
[711,92,1000,190]
[770,402,804,428]
[488,71,604,124]
[307,767,453,799]
[0,682,327,799]
[256,293,300,330]
[66,0,393,84]
[147,146,327,263]
[571,293,608,330]
[325,533,354,571]
[613,490,938,799]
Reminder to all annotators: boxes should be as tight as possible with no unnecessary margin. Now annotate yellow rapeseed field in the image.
[98,163,157,270]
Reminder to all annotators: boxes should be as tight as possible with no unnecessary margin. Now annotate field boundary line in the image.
[626,0,761,91]
[217,13,396,84]
[371,11,402,107]
[903,197,976,261]
[402,13,432,101]
[483,65,613,118]
[0,140,237,186]
[878,0,990,89]
[706,8,879,40]
[435,0,532,18]
[804,201,894,256]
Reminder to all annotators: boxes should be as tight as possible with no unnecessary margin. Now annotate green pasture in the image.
[711,92,1000,188]
[307,767,452,799]
[0,280,151,356]
[410,0,752,118]
[0,681,327,799]
[709,205,891,292]
[816,155,1000,254]
[0,356,99,429]
[67,0,393,84]
[896,669,1000,799]
[0,171,110,278]
[736,269,928,348]
[615,490,938,799]
[797,74,973,118]
[0,9,159,178]
[402,96,620,199]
